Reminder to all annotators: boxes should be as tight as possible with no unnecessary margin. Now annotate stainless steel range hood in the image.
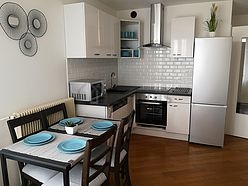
[143,3,168,48]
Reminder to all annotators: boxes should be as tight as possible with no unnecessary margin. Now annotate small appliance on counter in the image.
[69,79,105,101]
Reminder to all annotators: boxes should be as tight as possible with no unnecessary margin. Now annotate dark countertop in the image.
[75,86,139,106]
[75,86,192,106]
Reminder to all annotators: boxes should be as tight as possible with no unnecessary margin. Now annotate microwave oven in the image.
[69,79,105,101]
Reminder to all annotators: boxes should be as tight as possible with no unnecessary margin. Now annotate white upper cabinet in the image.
[171,16,195,58]
[64,3,119,58]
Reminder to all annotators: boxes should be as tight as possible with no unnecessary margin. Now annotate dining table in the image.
[0,117,121,186]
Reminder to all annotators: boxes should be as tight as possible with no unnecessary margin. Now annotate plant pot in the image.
[65,125,78,135]
[209,32,216,37]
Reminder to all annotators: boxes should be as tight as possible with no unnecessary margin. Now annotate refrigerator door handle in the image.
[192,103,227,108]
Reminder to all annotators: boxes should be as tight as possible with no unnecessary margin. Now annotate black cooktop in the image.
[137,86,192,96]
[167,87,192,95]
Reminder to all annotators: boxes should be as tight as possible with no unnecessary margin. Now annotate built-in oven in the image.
[136,93,167,129]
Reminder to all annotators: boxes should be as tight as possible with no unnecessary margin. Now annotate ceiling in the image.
[98,0,248,15]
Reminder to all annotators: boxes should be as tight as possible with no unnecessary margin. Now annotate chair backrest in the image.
[41,103,68,128]
[82,125,117,186]
[114,110,135,167]
[7,112,45,143]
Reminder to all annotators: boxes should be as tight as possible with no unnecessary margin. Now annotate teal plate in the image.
[57,139,86,152]
[91,125,112,131]
[24,133,53,144]
[92,121,113,129]
[23,134,55,146]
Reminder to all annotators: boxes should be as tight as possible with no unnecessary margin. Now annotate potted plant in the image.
[65,121,78,135]
[205,3,218,37]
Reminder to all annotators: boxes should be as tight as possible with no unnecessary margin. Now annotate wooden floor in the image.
[128,134,248,186]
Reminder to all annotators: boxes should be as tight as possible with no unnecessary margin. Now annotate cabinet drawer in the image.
[168,95,191,103]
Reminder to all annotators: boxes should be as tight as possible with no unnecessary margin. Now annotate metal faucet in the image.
[110,72,116,88]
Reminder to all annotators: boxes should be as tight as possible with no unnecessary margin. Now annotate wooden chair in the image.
[111,110,135,186]
[42,125,117,186]
[7,112,59,186]
[41,103,68,128]
[95,111,135,185]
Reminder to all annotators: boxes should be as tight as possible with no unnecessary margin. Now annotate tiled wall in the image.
[67,58,118,89]
[118,48,194,88]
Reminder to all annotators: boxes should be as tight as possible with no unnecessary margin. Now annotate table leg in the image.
[0,154,9,186]
[63,170,70,186]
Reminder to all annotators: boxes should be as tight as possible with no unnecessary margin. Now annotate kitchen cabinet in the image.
[166,95,191,135]
[75,95,134,120]
[120,20,140,58]
[64,2,119,58]
[171,16,195,57]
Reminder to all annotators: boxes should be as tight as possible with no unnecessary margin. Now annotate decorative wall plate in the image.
[19,32,37,57]
[0,2,28,40]
[28,9,47,37]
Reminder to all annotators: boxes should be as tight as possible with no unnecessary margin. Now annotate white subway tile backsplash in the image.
[118,48,193,88]
[67,58,118,89]
[67,48,194,89]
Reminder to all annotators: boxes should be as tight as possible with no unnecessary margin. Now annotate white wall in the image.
[226,26,248,138]
[0,0,67,185]
[116,1,232,88]
[165,0,233,44]
[117,0,232,46]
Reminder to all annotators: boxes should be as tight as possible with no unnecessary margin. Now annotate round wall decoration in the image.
[19,32,37,57]
[28,9,47,37]
[0,2,28,40]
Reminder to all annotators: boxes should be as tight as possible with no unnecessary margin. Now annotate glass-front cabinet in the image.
[120,20,140,58]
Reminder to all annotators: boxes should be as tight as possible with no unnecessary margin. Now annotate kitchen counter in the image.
[75,86,140,106]
[75,86,192,106]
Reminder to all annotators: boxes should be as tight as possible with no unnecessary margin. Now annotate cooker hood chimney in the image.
[143,3,168,48]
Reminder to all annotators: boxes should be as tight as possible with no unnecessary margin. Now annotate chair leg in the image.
[114,168,121,186]
[124,161,131,186]
[21,175,28,186]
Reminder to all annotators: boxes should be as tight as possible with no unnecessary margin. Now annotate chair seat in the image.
[42,163,107,186]
[95,147,127,167]
[22,164,59,183]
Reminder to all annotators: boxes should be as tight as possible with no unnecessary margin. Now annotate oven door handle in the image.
[139,101,162,105]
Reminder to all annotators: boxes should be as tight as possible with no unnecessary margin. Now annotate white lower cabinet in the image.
[166,96,191,135]
[76,104,109,119]
[75,95,134,120]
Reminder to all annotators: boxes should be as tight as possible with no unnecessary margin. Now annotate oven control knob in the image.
[150,96,152,98]
[154,96,157,99]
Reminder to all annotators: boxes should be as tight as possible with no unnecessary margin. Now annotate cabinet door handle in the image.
[94,53,100,56]
[140,101,162,105]
[112,54,117,56]
[179,98,183,100]
[173,105,178,107]
[173,53,181,56]
[106,54,111,56]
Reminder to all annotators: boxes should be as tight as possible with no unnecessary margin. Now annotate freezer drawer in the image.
[189,103,226,147]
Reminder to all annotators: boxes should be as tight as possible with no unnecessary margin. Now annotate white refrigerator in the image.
[189,37,232,147]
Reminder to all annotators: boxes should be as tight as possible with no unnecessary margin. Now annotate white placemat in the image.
[4,131,91,166]
[50,117,121,136]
